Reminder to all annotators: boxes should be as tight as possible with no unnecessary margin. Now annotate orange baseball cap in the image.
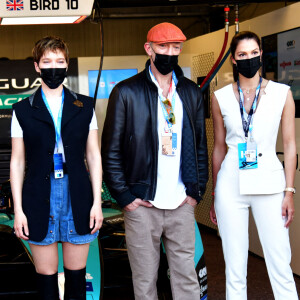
[147,22,187,44]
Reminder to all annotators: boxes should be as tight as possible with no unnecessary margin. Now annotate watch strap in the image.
[284,187,296,194]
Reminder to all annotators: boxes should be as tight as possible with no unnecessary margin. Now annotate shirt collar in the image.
[148,66,177,98]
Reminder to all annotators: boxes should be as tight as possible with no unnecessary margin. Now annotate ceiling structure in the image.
[91,1,295,32]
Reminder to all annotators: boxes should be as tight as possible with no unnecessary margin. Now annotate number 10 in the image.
[66,0,78,9]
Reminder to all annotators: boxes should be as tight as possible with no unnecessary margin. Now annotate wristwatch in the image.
[284,187,296,194]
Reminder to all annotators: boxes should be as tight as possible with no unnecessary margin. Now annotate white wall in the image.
[78,56,148,142]
[182,2,300,275]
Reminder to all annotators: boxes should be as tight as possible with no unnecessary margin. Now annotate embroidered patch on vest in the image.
[73,100,83,107]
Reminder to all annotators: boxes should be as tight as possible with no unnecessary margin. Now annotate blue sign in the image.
[88,69,138,99]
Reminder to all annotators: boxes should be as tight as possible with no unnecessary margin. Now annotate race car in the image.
[0,181,207,300]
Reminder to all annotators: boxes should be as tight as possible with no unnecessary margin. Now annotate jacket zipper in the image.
[149,83,159,201]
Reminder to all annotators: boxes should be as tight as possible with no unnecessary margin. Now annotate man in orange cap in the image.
[102,22,208,299]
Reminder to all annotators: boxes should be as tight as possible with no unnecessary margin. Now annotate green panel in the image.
[0,94,30,109]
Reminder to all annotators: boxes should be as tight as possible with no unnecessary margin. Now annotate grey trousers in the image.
[124,203,200,300]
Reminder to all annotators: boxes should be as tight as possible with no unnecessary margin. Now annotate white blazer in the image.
[215,80,290,195]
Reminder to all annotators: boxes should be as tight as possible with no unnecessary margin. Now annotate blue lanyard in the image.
[41,89,64,146]
[149,67,178,128]
[237,77,262,139]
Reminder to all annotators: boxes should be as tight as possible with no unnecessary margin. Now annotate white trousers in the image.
[215,191,298,300]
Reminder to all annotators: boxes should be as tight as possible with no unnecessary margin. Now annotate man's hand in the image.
[180,196,197,208]
[124,198,153,212]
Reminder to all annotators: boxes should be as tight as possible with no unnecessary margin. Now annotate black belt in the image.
[51,163,68,174]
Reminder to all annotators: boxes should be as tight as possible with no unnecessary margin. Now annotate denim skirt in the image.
[28,173,98,245]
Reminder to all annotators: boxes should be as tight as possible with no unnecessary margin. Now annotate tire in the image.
[158,291,172,300]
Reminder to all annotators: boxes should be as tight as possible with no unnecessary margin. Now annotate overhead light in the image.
[0,16,86,25]
[0,0,93,25]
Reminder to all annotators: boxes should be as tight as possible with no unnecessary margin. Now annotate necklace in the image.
[244,87,254,94]
[242,89,255,101]
[240,87,255,101]
[240,81,262,101]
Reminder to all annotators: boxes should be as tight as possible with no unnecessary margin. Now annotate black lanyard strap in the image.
[237,76,262,139]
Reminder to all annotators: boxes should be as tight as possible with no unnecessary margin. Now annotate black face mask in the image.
[40,68,67,89]
[235,56,262,79]
[152,53,179,75]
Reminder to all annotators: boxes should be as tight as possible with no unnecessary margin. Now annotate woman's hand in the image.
[281,89,296,229]
[282,193,295,228]
[14,210,29,240]
[89,202,103,234]
[210,201,218,225]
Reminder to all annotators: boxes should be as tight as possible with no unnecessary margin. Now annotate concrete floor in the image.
[104,225,300,299]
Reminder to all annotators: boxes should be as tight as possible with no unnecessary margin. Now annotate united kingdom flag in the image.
[6,0,24,11]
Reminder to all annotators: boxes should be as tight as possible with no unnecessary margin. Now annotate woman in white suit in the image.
[210,31,298,299]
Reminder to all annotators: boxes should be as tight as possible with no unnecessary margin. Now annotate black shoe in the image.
[64,267,86,300]
[36,272,59,300]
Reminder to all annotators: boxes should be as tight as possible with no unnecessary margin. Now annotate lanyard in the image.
[237,77,262,139]
[41,88,64,147]
[149,66,178,128]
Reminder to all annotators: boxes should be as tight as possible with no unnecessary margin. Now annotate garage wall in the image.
[0,17,208,59]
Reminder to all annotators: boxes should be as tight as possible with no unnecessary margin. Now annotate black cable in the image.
[93,7,104,108]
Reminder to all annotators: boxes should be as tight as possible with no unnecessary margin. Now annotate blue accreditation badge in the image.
[53,153,64,179]
[172,132,177,154]
[238,142,258,170]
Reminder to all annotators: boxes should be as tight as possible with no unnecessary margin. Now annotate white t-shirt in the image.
[11,95,98,162]
[149,68,187,209]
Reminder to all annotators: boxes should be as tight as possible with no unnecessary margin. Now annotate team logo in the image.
[199,266,207,279]
[6,0,24,11]
[280,61,292,69]
[286,40,295,49]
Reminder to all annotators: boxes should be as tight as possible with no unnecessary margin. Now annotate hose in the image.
[93,15,104,108]
[200,4,240,92]
[200,5,230,90]
[235,4,239,35]
[201,49,231,92]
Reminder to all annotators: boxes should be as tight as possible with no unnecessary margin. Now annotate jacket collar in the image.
[29,86,82,129]
[61,86,82,129]
[29,86,53,126]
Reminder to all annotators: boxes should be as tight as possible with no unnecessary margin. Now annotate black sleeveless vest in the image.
[13,86,94,242]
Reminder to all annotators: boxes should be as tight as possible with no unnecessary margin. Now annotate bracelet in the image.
[284,187,296,194]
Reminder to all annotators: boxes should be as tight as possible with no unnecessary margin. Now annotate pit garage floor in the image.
[104,225,300,299]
